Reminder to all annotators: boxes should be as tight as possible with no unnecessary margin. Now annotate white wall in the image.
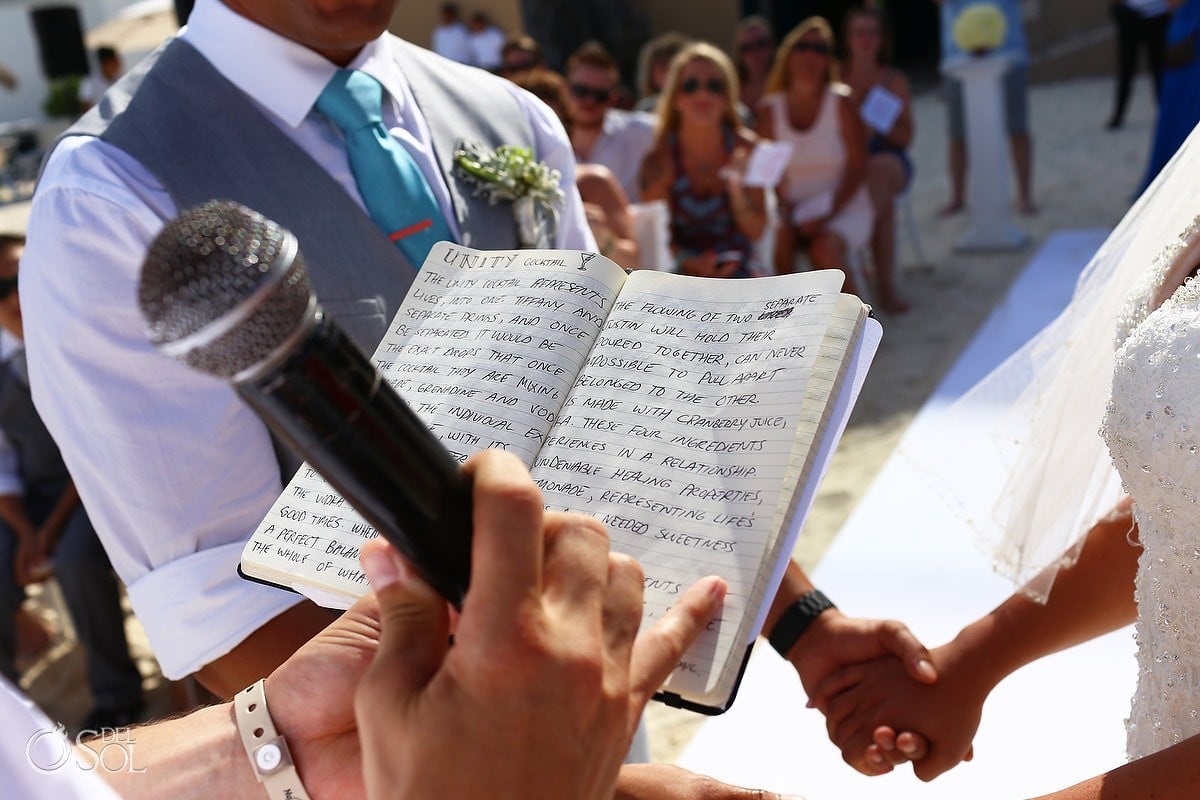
[0,0,139,124]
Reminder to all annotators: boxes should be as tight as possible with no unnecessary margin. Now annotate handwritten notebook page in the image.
[531,268,848,706]
[242,245,628,603]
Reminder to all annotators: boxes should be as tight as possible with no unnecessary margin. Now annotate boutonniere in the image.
[452,140,564,248]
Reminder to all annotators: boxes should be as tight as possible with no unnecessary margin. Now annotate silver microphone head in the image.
[138,200,316,379]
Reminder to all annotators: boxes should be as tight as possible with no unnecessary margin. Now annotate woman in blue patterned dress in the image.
[639,42,769,278]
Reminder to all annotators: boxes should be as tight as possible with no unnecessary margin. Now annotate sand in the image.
[0,72,1161,758]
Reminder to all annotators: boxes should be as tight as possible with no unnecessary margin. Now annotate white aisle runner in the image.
[677,230,1135,800]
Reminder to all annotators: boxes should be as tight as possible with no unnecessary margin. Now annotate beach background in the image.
[0,71,1159,764]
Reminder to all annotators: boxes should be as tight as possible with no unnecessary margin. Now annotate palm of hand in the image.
[265,596,382,800]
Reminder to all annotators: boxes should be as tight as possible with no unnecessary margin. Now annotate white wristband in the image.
[233,679,311,800]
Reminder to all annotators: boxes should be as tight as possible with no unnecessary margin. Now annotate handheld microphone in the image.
[136,199,472,607]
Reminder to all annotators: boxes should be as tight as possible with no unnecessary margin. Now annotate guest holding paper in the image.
[840,5,912,313]
[757,17,873,287]
[639,43,768,278]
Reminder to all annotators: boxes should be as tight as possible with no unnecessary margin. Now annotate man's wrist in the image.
[233,679,311,800]
[768,589,837,659]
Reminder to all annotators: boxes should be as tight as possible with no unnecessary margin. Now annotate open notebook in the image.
[240,243,881,713]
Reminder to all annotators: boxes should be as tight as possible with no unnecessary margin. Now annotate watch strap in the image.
[233,679,311,800]
[768,589,836,658]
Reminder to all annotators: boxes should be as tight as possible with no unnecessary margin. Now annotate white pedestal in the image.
[944,53,1029,252]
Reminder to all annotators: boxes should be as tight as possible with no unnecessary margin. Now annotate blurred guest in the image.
[935,0,1037,215]
[1107,0,1170,129]
[513,68,641,267]
[634,31,691,112]
[732,15,776,116]
[566,41,657,201]
[467,11,506,71]
[0,234,143,730]
[499,34,545,78]
[1140,0,1200,189]
[78,46,122,112]
[431,3,472,64]
[640,43,768,278]
[757,18,872,287]
[840,5,911,313]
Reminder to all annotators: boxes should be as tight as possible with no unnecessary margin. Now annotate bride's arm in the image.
[1032,733,1200,800]
[812,497,1140,779]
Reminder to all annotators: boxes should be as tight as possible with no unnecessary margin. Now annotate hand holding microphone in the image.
[137,200,472,607]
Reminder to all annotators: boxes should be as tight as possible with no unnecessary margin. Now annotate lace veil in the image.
[904,127,1200,601]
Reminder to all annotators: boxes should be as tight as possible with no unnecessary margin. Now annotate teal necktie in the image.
[316,69,452,267]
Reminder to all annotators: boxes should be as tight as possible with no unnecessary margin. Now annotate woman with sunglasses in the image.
[840,6,912,313]
[757,17,873,290]
[732,15,775,119]
[639,42,768,278]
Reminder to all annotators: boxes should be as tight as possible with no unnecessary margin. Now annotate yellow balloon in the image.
[952,3,1008,55]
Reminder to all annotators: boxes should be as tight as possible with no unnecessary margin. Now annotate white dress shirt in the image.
[4,677,121,799]
[21,0,593,679]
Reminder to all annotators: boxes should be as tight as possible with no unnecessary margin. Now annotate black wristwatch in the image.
[768,589,836,658]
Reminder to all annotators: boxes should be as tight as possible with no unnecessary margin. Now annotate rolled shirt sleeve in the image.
[22,136,303,678]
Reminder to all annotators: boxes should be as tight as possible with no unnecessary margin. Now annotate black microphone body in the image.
[138,200,472,607]
[240,312,472,608]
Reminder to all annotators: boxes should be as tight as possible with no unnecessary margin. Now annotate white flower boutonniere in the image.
[452,141,565,249]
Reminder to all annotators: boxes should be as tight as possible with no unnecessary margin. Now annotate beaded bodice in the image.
[1103,252,1200,759]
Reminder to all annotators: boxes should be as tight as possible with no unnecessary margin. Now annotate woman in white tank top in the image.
[756,17,873,289]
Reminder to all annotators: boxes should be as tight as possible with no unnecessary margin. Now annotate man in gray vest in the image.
[0,233,144,730]
[21,0,937,791]
[22,0,594,701]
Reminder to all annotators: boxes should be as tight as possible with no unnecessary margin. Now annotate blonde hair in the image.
[653,42,743,144]
[766,16,838,95]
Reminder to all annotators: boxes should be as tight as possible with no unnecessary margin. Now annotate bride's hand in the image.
[812,644,982,780]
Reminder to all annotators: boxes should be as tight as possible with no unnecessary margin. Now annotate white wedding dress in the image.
[1102,232,1200,761]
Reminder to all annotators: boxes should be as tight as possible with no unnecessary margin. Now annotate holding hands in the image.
[810,643,981,780]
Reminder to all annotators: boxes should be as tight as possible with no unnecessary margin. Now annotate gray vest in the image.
[0,353,69,494]
[57,36,530,355]
[52,37,534,476]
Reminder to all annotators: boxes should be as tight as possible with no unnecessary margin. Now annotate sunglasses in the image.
[570,83,612,103]
[793,41,832,56]
[0,275,16,300]
[680,77,726,96]
[740,38,774,53]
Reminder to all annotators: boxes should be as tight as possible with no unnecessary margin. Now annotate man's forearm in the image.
[97,702,259,800]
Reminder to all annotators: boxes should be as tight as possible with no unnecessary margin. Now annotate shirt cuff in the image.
[125,541,305,679]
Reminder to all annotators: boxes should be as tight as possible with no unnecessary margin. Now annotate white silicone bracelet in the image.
[233,679,311,800]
